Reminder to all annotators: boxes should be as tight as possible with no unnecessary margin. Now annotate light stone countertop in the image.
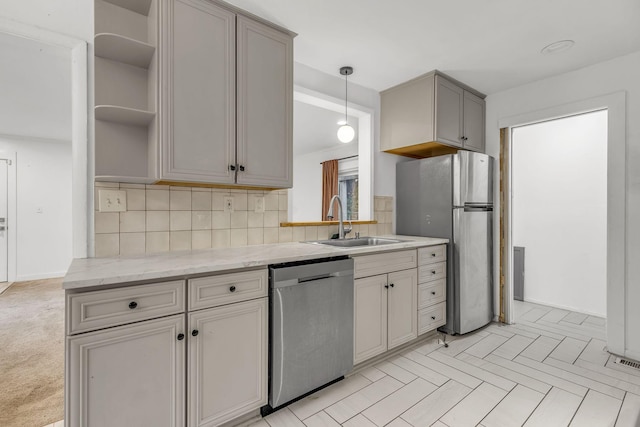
[63,235,448,290]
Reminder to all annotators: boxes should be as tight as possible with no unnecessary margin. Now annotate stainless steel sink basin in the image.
[306,237,405,248]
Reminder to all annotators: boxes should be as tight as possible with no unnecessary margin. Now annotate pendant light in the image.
[337,66,355,143]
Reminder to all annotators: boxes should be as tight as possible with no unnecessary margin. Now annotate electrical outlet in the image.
[254,196,265,213]
[98,189,127,212]
[224,196,234,213]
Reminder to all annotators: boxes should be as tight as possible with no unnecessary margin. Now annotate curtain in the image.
[321,159,339,221]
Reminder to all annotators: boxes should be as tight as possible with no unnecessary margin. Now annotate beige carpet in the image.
[0,278,64,427]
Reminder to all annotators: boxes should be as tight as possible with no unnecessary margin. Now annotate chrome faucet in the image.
[327,194,352,239]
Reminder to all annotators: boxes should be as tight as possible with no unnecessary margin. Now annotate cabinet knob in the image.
[229,164,236,171]
[177,333,185,341]
[192,329,199,337]
[431,253,436,257]
[431,270,436,275]
[431,316,436,320]
[229,285,236,293]
[239,165,245,172]
[431,291,436,295]
[128,301,138,309]
[384,284,389,289]
[389,283,395,288]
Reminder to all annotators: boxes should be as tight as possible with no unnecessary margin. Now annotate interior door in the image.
[453,207,493,334]
[0,160,7,282]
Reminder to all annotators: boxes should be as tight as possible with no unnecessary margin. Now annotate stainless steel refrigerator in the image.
[396,151,494,335]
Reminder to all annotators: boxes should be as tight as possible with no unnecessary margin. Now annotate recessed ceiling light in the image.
[541,40,575,55]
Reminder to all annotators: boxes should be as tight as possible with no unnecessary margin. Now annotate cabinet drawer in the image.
[418,279,446,309]
[418,261,446,284]
[353,250,417,279]
[189,269,268,311]
[67,280,185,334]
[418,302,446,335]
[418,245,446,265]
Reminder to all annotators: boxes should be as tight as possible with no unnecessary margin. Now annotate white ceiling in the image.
[226,0,640,94]
[294,100,358,156]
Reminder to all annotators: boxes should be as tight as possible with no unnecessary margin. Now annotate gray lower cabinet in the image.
[188,299,267,426]
[67,315,186,427]
[160,0,293,188]
[66,269,269,427]
[381,71,486,157]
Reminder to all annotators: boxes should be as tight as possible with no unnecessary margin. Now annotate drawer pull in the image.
[192,329,199,337]
[431,291,436,295]
[389,283,395,288]
[431,316,436,320]
[229,285,236,293]
[177,333,185,341]
[128,301,138,309]
[431,253,436,257]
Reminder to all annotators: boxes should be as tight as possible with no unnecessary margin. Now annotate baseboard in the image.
[522,297,605,318]
[16,272,65,282]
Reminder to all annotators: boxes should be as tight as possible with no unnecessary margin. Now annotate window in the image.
[338,158,358,220]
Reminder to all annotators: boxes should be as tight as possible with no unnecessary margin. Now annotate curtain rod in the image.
[320,155,358,165]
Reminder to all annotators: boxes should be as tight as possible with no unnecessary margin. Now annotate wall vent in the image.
[614,357,640,370]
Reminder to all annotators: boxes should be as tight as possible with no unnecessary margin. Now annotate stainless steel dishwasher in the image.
[266,256,354,411]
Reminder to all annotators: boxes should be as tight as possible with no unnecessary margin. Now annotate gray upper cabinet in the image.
[162,0,236,184]
[236,16,293,188]
[435,76,464,148]
[381,70,486,158]
[156,0,293,188]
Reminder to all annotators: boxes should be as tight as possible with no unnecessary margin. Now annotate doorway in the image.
[498,92,626,357]
[511,111,607,318]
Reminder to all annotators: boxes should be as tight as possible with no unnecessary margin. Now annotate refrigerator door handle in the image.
[463,206,493,212]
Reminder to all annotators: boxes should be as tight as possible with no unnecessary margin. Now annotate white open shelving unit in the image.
[94,0,158,183]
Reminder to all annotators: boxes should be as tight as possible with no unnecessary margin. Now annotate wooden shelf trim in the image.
[280,221,378,227]
[95,33,155,69]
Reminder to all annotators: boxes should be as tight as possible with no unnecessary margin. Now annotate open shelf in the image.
[95,105,155,126]
[95,33,155,69]
[102,0,152,15]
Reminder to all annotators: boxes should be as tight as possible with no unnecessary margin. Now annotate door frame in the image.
[0,152,16,282]
[0,17,90,259]
[499,92,626,356]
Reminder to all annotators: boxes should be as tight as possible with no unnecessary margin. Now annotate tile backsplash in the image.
[94,182,394,257]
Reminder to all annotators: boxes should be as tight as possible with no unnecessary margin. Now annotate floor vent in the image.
[614,357,640,370]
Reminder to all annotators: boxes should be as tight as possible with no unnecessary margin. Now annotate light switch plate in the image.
[98,189,127,212]
[224,197,234,213]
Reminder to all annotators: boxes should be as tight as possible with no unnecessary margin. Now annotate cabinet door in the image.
[435,76,463,148]
[387,269,418,350]
[354,275,388,364]
[463,90,486,152]
[162,0,235,183]
[188,298,267,426]
[67,315,185,427]
[236,16,293,188]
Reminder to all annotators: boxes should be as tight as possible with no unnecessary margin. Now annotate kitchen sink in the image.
[306,237,405,248]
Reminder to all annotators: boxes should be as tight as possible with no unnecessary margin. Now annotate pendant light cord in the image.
[344,72,348,124]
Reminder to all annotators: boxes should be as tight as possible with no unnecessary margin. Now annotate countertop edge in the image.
[64,235,448,290]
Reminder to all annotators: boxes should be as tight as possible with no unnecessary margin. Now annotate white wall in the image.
[486,50,640,357]
[0,30,75,280]
[290,144,358,221]
[0,137,73,280]
[512,111,607,316]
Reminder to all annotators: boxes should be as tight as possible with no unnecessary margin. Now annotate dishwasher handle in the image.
[298,272,337,284]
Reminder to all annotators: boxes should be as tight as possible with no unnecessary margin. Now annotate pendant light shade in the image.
[337,124,355,143]
[337,66,354,143]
